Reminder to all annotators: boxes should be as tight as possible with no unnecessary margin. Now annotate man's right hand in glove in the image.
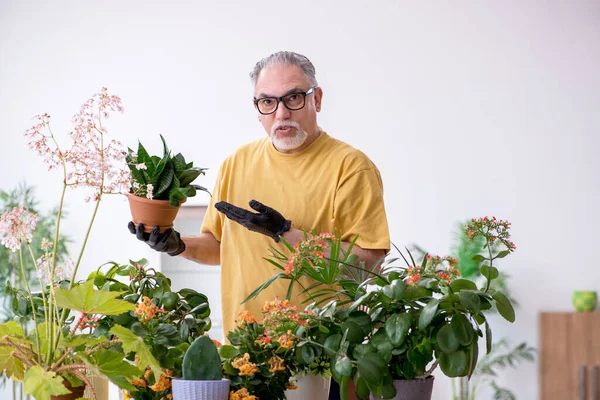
[127,222,186,256]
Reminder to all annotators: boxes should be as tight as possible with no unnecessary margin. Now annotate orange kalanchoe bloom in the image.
[268,355,286,372]
[150,369,173,392]
[229,387,258,400]
[232,353,259,376]
[236,310,256,326]
[134,296,161,323]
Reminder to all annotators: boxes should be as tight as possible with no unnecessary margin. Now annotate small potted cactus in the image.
[172,336,230,400]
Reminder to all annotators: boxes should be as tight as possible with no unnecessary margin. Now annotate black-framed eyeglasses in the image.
[253,87,317,115]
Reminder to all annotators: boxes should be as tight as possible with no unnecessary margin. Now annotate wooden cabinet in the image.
[540,312,600,399]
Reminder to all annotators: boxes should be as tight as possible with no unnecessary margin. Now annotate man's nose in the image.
[275,101,291,120]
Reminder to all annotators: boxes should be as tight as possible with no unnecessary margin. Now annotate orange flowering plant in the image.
[243,219,517,400]
[219,299,329,400]
[88,258,212,400]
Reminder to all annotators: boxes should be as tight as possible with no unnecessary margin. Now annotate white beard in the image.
[270,121,308,151]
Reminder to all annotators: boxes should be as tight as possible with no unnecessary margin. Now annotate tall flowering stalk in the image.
[464,217,516,292]
[18,88,130,363]
[0,89,150,400]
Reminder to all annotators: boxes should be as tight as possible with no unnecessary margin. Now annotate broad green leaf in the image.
[355,376,370,399]
[323,334,342,357]
[218,345,240,359]
[439,350,467,377]
[385,313,412,346]
[459,291,481,313]
[418,299,439,330]
[480,265,499,280]
[357,352,386,387]
[86,350,141,392]
[341,321,365,344]
[437,324,460,353]
[493,291,515,322]
[24,366,70,400]
[348,311,372,337]
[403,285,431,300]
[0,321,24,337]
[55,280,135,315]
[471,254,486,262]
[301,345,316,364]
[382,279,406,300]
[0,346,25,381]
[451,314,474,346]
[449,279,477,292]
[467,336,479,379]
[61,334,107,349]
[334,355,353,377]
[495,250,510,259]
[110,325,163,378]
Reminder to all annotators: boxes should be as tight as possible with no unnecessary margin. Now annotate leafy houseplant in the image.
[0,89,166,400]
[125,135,209,232]
[171,335,229,400]
[444,220,534,400]
[88,259,213,400]
[245,218,518,400]
[219,299,329,400]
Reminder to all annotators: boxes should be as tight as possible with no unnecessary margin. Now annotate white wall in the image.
[1,1,599,399]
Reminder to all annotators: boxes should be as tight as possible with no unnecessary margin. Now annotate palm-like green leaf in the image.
[54,280,135,315]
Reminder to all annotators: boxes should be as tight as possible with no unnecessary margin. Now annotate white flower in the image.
[135,163,147,170]
[146,184,153,199]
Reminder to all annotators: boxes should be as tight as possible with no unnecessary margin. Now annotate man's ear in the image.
[314,87,323,112]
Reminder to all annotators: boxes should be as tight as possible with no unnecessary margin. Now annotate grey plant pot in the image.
[370,376,434,400]
[171,378,230,400]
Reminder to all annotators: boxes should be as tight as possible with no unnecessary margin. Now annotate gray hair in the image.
[250,51,318,89]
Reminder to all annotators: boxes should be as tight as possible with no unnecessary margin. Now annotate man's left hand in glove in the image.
[214,199,291,242]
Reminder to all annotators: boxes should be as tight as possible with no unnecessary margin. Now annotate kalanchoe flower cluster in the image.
[0,206,40,252]
[284,232,335,276]
[24,88,131,202]
[134,296,165,323]
[465,216,516,251]
[226,299,318,398]
[405,254,461,285]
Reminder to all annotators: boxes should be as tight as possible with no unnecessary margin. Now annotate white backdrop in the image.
[1,1,600,399]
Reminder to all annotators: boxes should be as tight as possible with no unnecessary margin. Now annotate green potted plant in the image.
[219,298,330,400]
[88,258,212,400]
[244,217,518,400]
[125,135,209,232]
[171,335,230,400]
[0,89,165,400]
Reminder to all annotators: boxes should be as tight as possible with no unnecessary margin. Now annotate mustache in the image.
[271,121,301,135]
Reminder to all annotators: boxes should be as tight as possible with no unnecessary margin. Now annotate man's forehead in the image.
[254,65,308,97]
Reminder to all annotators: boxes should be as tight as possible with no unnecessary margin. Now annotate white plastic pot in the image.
[171,378,230,400]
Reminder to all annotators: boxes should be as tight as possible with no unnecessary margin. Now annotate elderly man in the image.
[130,51,390,399]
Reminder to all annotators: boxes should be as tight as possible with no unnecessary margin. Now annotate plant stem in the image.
[484,237,494,292]
[25,244,51,364]
[17,248,41,363]
[47,125,68,364]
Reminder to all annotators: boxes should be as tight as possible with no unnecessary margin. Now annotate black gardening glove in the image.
[214,200,291,242]
[127,222,186,256]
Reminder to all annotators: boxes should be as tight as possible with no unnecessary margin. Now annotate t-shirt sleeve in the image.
[200,162,227,241]
[333,166,390,253]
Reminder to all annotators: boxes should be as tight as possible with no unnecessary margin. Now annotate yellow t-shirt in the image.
[201,132,390,336]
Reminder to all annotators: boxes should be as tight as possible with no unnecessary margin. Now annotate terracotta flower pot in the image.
[51,381,86,400]
[370,376,434,400]
[125,192,185,233]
